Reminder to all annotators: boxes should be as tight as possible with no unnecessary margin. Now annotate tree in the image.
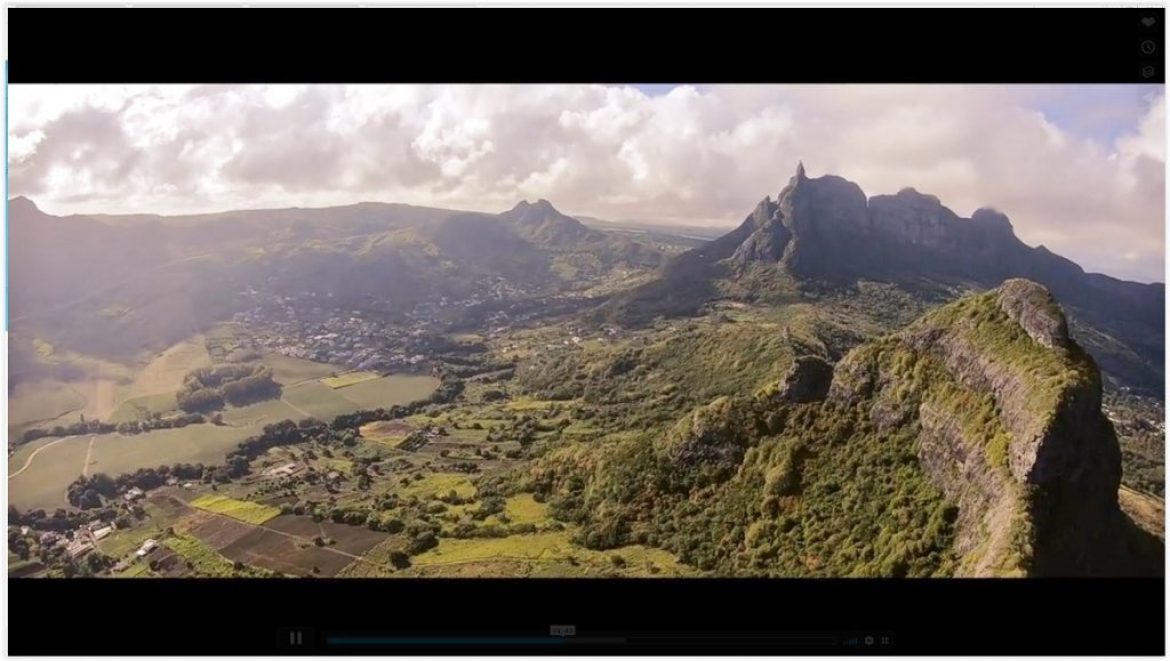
[389,550,411,569]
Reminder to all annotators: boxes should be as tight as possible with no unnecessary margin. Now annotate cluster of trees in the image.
[9,502,120,531]
[443,359,516,379]
[330,375,465,430]
[21,418,116,443]
[66,463,209,509]
[177,363,281,413]
[114,412,206,436]
[528,375,964,577]
[19,411,208,444]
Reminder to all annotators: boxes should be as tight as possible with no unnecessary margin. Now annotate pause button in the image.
[277,629,313,651]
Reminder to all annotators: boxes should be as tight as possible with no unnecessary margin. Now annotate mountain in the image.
[532,280,1162,576]
[606,164,1164,395]
[501,199,605,248]
[7,197,669,375]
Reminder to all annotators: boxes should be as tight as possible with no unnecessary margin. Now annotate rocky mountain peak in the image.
[995,278,1070,349]
[8,196,42,218]
[502,197,600,248]
[717,169,1047,283]
[971,207,1014,232]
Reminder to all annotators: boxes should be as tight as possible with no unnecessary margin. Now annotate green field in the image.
[98,523,171,559]
[9,347,440,515]
[500,494,548,526]
[262,353,342,384]
[320,457,354,474]
[165,533,257,576]
[114,562,153,578]
[397,473,477,500]
[108,392,179,423]
[8,436,90,511]
[220,398,304,426]
[321,371,381,389]
[281,380,360,420]
[87,425,259,476]
[8,436,58,474]
[190,494,281,524]
[335,374,439,410]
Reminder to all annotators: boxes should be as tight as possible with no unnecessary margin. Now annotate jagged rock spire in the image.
[795,161,807,180]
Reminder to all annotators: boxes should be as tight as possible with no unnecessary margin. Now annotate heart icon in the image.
[1142,16,1156,27]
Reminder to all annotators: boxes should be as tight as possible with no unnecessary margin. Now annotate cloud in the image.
[6,83,1165,282]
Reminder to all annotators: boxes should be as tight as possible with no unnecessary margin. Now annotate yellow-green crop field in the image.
[189,494,281,524]
[321,371,381,389]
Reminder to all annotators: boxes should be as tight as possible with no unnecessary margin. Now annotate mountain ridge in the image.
[531,279,1161,576]
[604,165,1164,395]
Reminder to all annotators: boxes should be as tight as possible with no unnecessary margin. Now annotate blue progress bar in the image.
[328,636,567,646]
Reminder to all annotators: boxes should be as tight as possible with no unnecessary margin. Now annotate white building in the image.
[136,539,159,558]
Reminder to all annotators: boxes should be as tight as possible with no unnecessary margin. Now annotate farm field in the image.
[87,424,259,475]
[216,527,353,576]
[281,380,359,420]
[165,533,267,577]
[261,352,343,384]
[124,336,212,399]
[336,375,439,410]
[8,436,60,474]
[396,473,477,500]
[499,494,547,526]
[8,436,91,511]
[263,516,390,557]
[220,398,304,427]
[321,371,381,389]
[359,419,417,444]
[336,537,409,577]
[98,522,172,559]
[108,392,180,423]
[9,348,441,515]
[190,494,281,524]
[281,373,439,420]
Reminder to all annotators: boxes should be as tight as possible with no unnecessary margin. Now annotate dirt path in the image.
[280,397,314,419]
[7,436,78,478]
[166,495,394,573]
[82,436,98,478]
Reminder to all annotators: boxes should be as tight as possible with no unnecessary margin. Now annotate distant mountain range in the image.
[604,164,1164,395]
[9,167,1164,395]
[6,195,678,375]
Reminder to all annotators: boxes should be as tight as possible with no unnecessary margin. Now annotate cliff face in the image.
[624,164,1163,395]
[543,280,1161,577]
[729,166,1070,286]
[829,279,1130,575]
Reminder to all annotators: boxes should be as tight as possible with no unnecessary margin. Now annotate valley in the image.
[7,170,1165,579]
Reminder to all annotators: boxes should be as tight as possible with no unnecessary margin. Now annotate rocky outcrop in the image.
[774,355,834,403]
[656,396,757,471]
[730,197,788,263]
[829,279,1139,575]
[995,278,1069,349]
